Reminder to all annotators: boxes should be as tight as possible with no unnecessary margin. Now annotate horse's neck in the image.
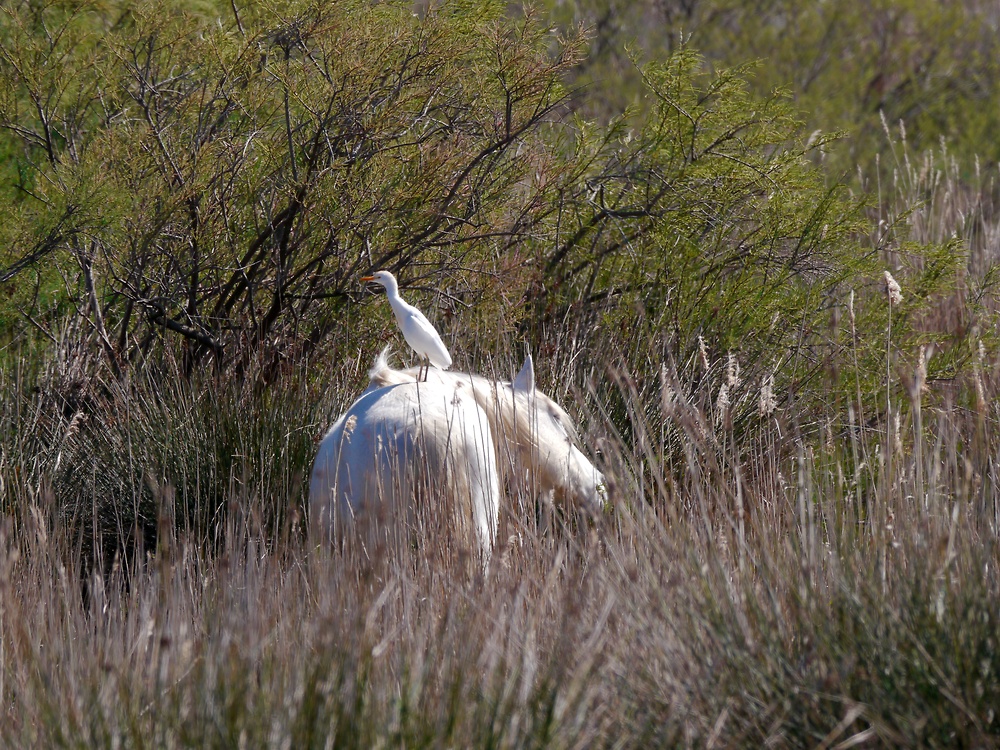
[367,361,528,446]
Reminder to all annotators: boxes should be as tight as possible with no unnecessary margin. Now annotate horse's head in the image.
[506,355,607,516]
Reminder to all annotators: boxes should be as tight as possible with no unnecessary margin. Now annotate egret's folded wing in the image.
[404,312,452,367]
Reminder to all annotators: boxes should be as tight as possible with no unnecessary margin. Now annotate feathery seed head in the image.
[759,373,777,417]
[660,364,677,417]
[915,345,927,394]
[715,382,730,426]
[884,271,902,306]
[726,352,740,389]
[893,410,903,456]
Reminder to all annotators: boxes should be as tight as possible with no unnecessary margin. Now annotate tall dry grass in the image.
[3,318,1000,747]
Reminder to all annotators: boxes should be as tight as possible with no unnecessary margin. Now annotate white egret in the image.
[362,270,452,377]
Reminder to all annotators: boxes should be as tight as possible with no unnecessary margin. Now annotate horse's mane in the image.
[367,348,580,452]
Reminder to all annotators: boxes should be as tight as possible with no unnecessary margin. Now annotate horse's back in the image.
[308,381,498,557]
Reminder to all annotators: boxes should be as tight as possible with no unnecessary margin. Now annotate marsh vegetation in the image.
[1,0,999,745]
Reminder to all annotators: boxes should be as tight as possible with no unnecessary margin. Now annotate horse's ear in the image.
[512,354,535,394]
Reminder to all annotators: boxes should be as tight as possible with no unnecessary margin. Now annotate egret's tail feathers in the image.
[430,349,453,370]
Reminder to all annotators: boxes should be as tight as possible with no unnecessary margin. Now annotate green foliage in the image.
[0,0,977,553]
[536,0,1000,176]
[1,0,585,370]
[518,49,872,448]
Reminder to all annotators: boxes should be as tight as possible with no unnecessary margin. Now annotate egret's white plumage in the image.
[362,270,452,370]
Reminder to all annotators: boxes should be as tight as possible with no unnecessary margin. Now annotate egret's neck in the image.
[381,275,401,301]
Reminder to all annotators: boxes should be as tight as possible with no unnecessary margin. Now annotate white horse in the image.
[309,351,606,560]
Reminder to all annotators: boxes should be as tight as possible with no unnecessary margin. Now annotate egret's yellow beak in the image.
[360,275,375,282]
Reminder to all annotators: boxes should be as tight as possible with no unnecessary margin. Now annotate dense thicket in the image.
[539,0,1000,174]
[0,0,905,539]
[0,0,878,382]
[1,0,592,375]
